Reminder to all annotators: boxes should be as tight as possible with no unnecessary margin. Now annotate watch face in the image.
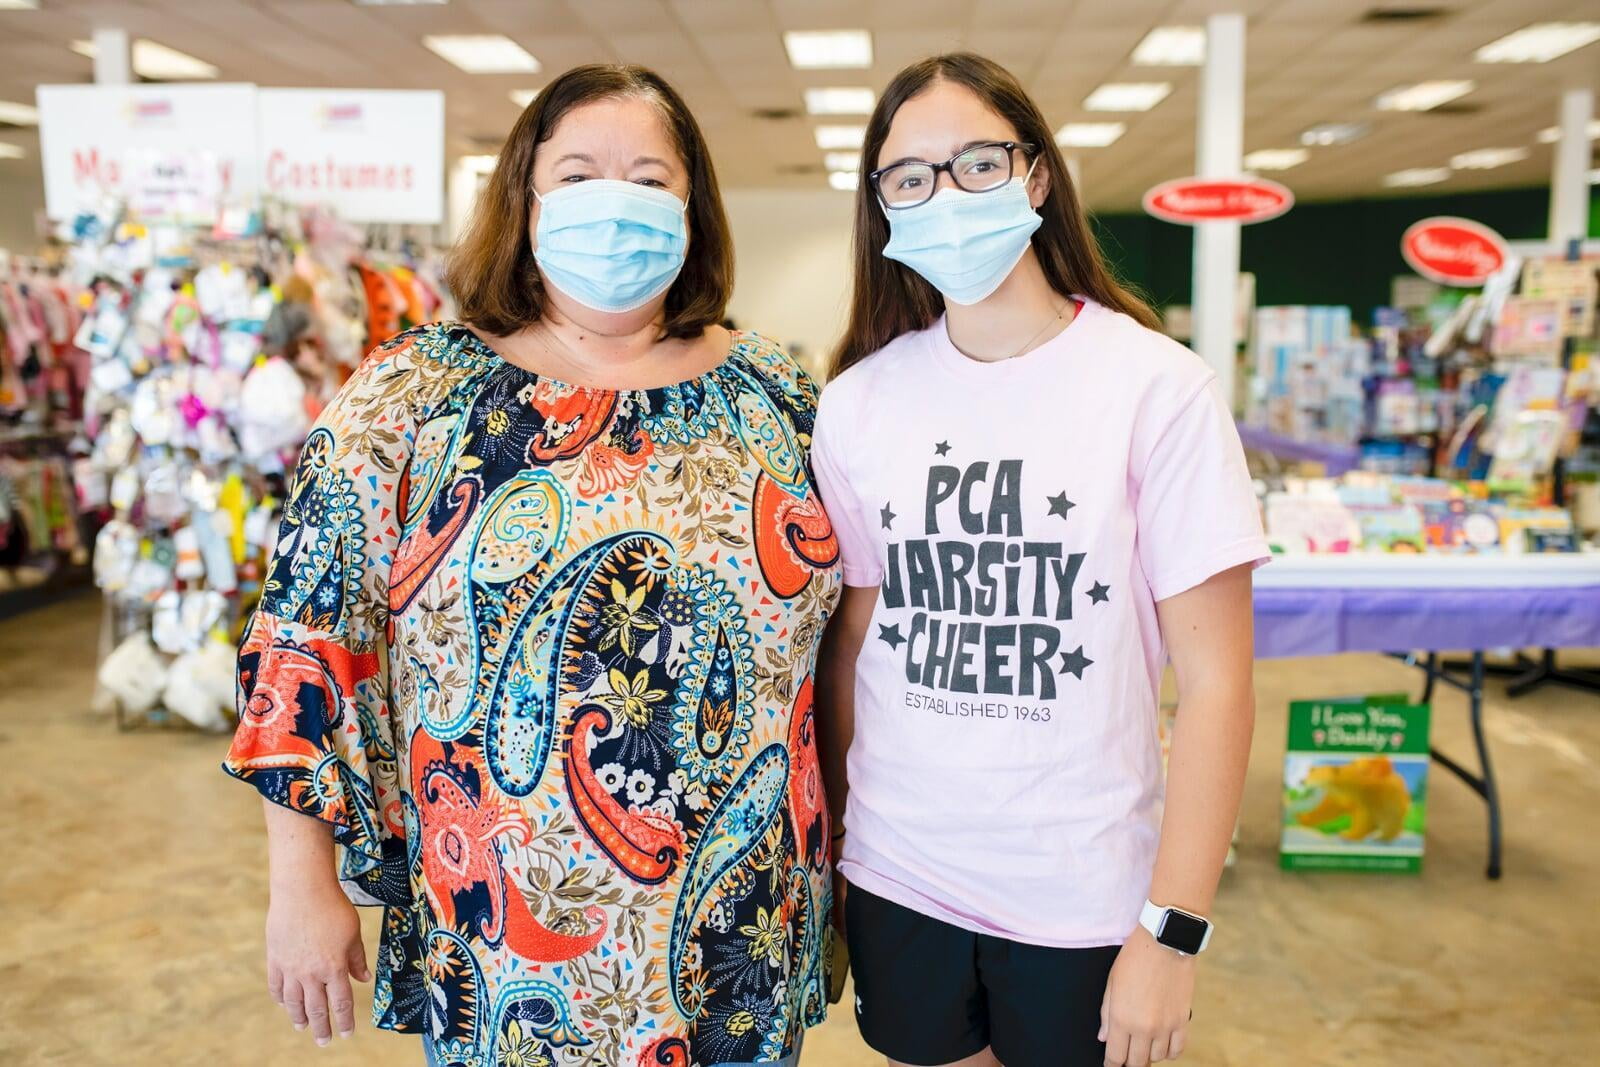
[1158,909,1209,955]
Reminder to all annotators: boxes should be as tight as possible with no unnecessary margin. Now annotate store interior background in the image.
[1,1,1598,1065]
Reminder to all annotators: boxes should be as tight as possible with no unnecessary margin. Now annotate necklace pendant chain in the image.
[1007,300,1069,360]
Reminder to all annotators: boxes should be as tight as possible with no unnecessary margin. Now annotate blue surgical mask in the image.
[881,164,1042,306]
[533,179,689,314]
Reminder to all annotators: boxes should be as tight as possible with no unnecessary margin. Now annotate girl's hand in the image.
[265,877,371,1046]
[1099,927,1195,1066]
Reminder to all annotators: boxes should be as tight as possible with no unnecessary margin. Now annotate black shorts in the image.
[845,881,1119,1066]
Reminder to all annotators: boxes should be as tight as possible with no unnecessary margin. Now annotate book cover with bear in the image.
[1281,695,1431,873]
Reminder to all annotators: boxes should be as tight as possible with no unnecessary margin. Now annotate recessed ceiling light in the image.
[1084,83,1171,112]
[1450,147,1529,170]
[72,38,219,80]
[1537,120,1600,143]
[1374,80,1474,111]
[0,100,39,125]
[814,124,866,149]
[0,143,24,159]
[423,34,539,74]
[1383,167,1450,187]
[1300,122,1369,146]
[1243,148,1309,171]
[1132,26,1205,66]
[1475,22,1600,63]
[824,152,860,172]
[783,30,873,70]
[509,89,539,109]
[803,87,875,115]
[828,170,859,191]
[1055,122,1126,147]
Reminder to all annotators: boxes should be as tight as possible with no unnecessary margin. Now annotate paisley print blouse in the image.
[223,323,842,1067]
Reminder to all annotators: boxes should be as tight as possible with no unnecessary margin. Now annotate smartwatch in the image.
[1139,900,1213,955]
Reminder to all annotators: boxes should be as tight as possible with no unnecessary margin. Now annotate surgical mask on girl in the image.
[533,179,689,314]
[881,160,1042,306]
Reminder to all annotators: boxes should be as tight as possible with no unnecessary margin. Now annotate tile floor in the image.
[0,594,1595,1065]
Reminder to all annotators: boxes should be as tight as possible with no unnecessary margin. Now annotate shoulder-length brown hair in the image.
[829,52,1159,377]
[446,64,733,340]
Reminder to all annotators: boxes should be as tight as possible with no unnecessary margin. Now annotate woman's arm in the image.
[815,584,877,925]
[263,800,370,1047]
[1101,562,1256,1067]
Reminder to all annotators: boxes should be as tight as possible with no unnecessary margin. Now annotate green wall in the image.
[1091,185,1600,327]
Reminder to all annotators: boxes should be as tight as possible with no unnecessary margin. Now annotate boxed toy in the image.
[1281,696,1431,873]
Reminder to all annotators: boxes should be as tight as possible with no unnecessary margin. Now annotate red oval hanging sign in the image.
[1142,176,1294,224]
[1400,217,1508,287]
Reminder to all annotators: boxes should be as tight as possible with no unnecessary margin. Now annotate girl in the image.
[811,53,1268,1067]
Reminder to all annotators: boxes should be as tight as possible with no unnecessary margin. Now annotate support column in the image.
[92,27,131,86]
[1548,88,1593,247]
[1191,13,1245,409]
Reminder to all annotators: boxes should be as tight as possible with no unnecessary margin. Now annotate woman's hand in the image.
[265,875,371,1046]
[1099,927,1195,1066]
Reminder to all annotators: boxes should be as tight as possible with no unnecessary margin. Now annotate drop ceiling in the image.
[0,0,1596,212]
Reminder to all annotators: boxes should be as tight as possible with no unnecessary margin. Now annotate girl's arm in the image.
[815,584,877,924]
[1101,562,1256,1067]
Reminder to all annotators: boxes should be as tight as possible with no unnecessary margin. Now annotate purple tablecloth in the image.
[1254,584,1600,658]
[1235,424,1362,476]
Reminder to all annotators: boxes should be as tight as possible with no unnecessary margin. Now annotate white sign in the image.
[36,84,260,223]
[257,89,444,224]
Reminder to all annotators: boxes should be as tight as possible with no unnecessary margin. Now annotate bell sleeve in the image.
[222,343,417,906]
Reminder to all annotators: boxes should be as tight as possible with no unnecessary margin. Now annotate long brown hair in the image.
[446,64,734,340]
[829,53,1158,377]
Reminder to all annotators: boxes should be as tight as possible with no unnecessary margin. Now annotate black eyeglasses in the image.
[869,141,1037,210]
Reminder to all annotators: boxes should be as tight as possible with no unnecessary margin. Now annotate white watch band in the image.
[1139,899,1213,954]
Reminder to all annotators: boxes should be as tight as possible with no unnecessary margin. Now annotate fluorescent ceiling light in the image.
[1374,80,1474,111]
[814,124,865,149]
[1383,167,1450,188]
[1132,26,1204,66]
[1300,122,1368,146]
[783,30,872,69]
[0,100,39,125]
[460,154,498,174]
[0,143,24,159]
[1243,148,1309,171]
[828,170,859,191]
[1537,120,1600,143]
[804,87,875,115]
[1055,122,1125,147]
[509,89,539,109]
[72,38,219,80]
[0,1,40,9]
[824,152,860,172]
[1474,22,1600,63]
[1084,82,1171,112]
[423,34,539,73]
[1450,146,1529,170]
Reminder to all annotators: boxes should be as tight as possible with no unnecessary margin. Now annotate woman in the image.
[811,54,1267,1067]
[223,65,841,1067]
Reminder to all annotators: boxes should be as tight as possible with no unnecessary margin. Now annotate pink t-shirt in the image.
[810,298,1269,948]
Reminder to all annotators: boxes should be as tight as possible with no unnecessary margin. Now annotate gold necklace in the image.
[1005,300,1070,360]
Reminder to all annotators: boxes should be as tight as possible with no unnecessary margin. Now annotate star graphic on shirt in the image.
[1057,646,1093,679]
[878,623,906,650]
[934,440,952,456]
[1047,492,1076,519]
[1088,581,1111,605]
[880,503,897,529]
